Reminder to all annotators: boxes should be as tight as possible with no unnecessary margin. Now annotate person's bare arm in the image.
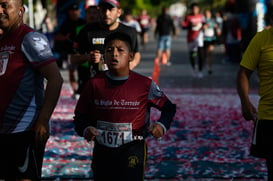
[35,62,63,142]
[236,65,257,121]
[70,51,101,65]
[70,53,90,65]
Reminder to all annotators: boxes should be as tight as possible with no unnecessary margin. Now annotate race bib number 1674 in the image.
[96,121,133,148]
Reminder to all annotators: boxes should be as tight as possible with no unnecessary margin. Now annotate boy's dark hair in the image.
[104,32,133,52]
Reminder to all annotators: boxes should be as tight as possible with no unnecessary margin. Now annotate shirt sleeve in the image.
[148,81,176,130]
[21,31,55,69]
[148,80,168,108]
[240,31,263,71]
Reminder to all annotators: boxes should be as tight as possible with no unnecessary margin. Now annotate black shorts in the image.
[204,40,215,48]
[250,120,273,159]
[0,131,44,180]
[141,27,150,35]
[92,140,147,181]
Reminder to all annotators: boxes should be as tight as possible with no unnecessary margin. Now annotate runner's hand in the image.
[34,119,50,147]
[89,50,101,63]
[148,123,164,139]
[84,126,99,141]
[241,100,257,121]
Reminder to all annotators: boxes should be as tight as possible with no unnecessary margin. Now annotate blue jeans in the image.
[157,35,172,51]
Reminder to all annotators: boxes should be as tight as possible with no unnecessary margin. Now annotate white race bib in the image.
[96,121,133,148]
[192,23,202,31]
[204,28,215,37]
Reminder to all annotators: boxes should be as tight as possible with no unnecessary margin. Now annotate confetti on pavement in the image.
[42,84,267,180]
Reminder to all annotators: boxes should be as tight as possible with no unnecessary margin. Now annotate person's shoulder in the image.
[10,24,35,43]
[118,23,136,31]
[117,23,137,36]
[17,24,44,40]
[159,14,171,21]
[254,27,273,37]
[263,27,273,33]
[255,27,273,41]
[157,14,163,20]
[130,71,152,82]
[119,23,138,33]
[19,24,34,34]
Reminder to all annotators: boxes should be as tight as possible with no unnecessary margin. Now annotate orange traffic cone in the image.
[152,58,160,85]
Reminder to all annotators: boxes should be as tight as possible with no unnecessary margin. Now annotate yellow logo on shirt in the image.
[92,38,104,45]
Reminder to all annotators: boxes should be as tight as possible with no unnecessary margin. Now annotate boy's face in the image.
[104,39,133,75]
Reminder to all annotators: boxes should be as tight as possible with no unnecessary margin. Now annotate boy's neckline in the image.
[106,71,129,80]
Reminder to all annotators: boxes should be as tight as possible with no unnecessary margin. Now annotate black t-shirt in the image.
[77,22,139,54]
[155,14,175,36]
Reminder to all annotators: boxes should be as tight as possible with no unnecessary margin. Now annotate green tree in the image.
[119,0,228,18]
[120,0,179,17]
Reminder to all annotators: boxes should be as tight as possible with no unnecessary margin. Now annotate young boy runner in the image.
[73,32,176,181]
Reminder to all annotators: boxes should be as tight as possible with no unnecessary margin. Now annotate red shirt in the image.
[182,13,204,42]
[75,71,169,134]
[138,15,150,29]
[0,24,55,133]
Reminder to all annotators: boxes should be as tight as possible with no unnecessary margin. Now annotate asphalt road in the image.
[61,29,259,91]
[134,29,259,90]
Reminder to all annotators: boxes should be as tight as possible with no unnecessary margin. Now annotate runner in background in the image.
[71,5,99,99]
[181,2,205,78]
[53,2,85,96]
[137,9,151,50]
[154,6,176,66]
[121,9,142,34]
[203,9,218,75]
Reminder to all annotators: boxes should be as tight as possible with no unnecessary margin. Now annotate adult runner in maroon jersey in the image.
[0,0,63,180]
